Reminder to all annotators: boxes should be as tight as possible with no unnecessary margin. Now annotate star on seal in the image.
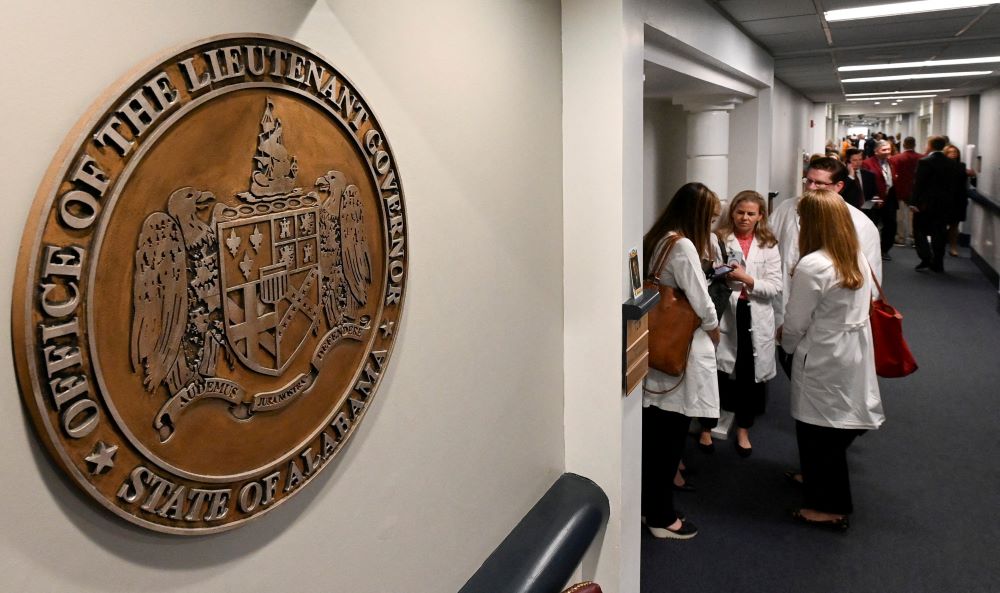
[85,441,119,475]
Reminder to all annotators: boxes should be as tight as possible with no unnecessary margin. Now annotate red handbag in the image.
[868,268,918,378]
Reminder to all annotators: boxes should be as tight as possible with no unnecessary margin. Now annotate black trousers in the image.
[866,193,898,254]
[796,421,865,515]
[642,406,690,526]
[699,301,765,431]
[913,210,947,269]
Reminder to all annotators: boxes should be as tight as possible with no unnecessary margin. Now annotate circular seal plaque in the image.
[12,35,407,534]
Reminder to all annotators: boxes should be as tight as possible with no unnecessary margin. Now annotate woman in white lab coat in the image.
[696,191,782,457]
[641,182,721,540]
[781,189,884,531]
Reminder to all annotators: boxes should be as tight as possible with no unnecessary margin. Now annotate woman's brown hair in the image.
[715,190,777,248]
[643,182,720,275]
[796,189,863,290]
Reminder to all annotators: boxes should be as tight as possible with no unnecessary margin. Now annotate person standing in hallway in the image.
[781,189,884,531]
[889,137,922,247]
[840,148,876,210]
[861,140,898,260]
[910,136,965,272]
[642,182,722,540]
[770,157,882,335]
[697,191,781,457]
[943,144,972,257]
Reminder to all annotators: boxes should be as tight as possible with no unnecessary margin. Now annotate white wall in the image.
[770,80,817,208]
[0,1,566,592]
[729,94,773,196]
[643,0,773,88]
[976,87,1000,200]
[644,99,689,223]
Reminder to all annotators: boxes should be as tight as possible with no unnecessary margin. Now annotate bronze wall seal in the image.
[12,34,407,534]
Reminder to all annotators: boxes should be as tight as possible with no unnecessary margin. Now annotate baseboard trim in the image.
[970,248,1000,314]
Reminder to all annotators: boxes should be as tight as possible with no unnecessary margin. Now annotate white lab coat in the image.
[715,233,782,383]
[770,196,882,329]
[643,233,720,418]
[781,250,885,430]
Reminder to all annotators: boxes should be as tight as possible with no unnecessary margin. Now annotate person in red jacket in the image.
[861,140,897,260]
[889,136,922,246]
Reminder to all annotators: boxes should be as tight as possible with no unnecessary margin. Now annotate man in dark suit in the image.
[862,140,897,259]
[910,136,966,272]
[841,148,877,209]
[889,136,922,246]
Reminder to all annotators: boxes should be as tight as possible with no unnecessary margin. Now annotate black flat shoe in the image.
[791,509,849,532]
[783,470,803,486]
[697,441,715,454]
[673,481,697,492]
[735,442,752,458]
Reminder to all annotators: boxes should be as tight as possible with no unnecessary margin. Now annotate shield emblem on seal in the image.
[218,204,322,376]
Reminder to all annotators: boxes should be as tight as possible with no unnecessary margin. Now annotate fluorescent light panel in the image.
[846,95,937,101]
[844,89,950,96]
[840,56,1000,72]
[842,71,992,82]
[825,1,1000,22]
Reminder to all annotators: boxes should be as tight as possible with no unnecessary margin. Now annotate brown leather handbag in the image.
[644,234,700,381]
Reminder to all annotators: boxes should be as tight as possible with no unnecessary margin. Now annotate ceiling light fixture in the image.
[842,71,992,82]
[840,56,1000,72]
[846,95,937,101]
[874,102,881,105]
[844,89,950,96]
[825,1,1000,22]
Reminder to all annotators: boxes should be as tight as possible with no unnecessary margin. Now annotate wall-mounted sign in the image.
[12,34,407,534]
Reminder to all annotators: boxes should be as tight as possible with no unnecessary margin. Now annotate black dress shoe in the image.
[915,262,930,271]
[735,442,752,458]
[931,264,944,273]
[881,253,892,261]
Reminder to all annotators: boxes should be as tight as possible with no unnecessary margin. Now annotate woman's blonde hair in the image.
[796,189,864,290]
[715,190,777,248]
[644,182,721,274]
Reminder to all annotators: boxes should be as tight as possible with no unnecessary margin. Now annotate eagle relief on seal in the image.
[131,98,372,442]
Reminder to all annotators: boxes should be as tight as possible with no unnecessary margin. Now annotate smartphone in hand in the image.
[710,265,734,280]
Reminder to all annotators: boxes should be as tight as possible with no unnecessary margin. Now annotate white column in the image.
[946,96,970,149]
[676,98,741,200]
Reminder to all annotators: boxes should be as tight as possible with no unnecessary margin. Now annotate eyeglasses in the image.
[802,177,835,188]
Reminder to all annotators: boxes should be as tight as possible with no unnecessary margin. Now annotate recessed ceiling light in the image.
[842,71,993,82]
[825,1,1000,22]
[844,89,950,96]
[874,101,881,105]
[840,56,1000,72]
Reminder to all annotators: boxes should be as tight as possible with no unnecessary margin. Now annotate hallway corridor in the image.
[641,246,1000,592]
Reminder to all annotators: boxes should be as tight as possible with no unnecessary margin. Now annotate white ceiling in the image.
[708,0,1000,115]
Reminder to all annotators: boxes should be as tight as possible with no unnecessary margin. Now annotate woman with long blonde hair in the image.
[641,182,722,540]
[781,190,884,531]
[696,191,782,457]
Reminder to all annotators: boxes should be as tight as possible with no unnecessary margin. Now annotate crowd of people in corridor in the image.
[640,134,975,540]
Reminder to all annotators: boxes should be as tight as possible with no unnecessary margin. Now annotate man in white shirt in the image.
[771,157,882,332]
